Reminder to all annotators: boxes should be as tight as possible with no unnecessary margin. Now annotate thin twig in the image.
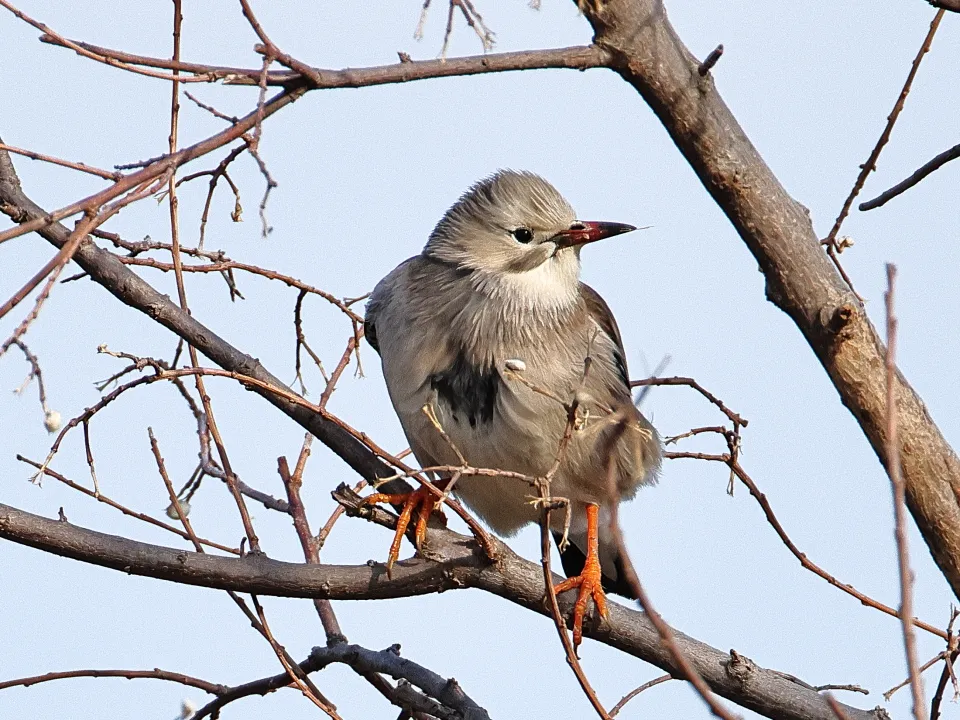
[251,595,343,720]
[667,447,947,639]
[601,426,739,720]
[885,263,927,720]
[319,335,358,410]
[0,667,226,694]
[164,45,262,551]
[150,427,203,554]
[278,440,346,644]
[0,142,120,181]
[38,32,608,88]
[822,9,945,249]
[115,256,362,322]
[9,339,53,421]
[885,650,948,700]
[0,85,307,247]
[930,607,960,720]
[316,479,366,550]
[0,0,217,84]
[609,674,672,717]
[697,44,723,75]
[860,141,960,211]
[15,456,239,554]
[630,376,748,428]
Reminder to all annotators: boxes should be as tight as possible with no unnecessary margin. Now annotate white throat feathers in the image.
[470,247,581,316]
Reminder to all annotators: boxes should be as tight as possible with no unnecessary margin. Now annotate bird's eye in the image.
[511,227,533,244]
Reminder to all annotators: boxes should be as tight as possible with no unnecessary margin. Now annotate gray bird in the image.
[364,170,661,645]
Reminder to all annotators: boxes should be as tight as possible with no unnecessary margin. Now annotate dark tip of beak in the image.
[551,220,637,249]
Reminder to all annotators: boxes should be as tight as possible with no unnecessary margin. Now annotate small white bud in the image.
[504,358,526,372]
[165,500,191,519]
[836,235,855,253]
[43,409,61,433]
[179,698,197,720]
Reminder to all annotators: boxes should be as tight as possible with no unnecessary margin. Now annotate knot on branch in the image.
[723,649,758,689]
[822,302,859,337]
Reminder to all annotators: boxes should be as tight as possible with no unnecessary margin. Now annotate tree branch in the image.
[925,0,960,12]
[38,34,609,87]
[859,141,960,211]
[578,0,960,601]
[191,642,488,720]
[0,498,884,720]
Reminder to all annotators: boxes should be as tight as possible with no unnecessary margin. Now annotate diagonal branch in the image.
[577,0,960,602]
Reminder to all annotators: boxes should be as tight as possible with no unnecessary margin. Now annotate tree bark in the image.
[579,0,960,599]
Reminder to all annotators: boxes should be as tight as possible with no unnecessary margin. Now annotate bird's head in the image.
[423,170,635,309]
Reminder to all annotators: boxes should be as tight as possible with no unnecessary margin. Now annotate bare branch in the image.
[17,455,239,554]
[0,84,306,246]
[821,9,945,248]
[860,142,960,211]
[885,265,927,720]
[608,674,672,717]
[0,667,225,694]
[192,642,490,720]
[37,34,610,87]
[0,142,120,181]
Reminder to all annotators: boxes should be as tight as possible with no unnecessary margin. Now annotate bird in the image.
[364,170,662,647]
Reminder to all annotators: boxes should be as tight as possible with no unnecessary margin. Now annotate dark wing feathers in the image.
[579,282,629,388]
[364,316,380,354]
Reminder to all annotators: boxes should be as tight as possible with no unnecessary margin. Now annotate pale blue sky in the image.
[2,2,960,719]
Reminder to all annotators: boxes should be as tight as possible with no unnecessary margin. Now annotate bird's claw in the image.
[553,559,608,651]
[551,503,607,651]
[362,486,441,575]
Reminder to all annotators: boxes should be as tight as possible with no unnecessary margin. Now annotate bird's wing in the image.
[365,256,426,356]
[579,281,629,389]
[562,283,656,600]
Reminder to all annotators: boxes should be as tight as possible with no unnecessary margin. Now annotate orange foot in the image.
[552,503,608,650]
[362,486,443,574]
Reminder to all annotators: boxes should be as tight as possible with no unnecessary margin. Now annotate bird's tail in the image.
[552,531,638,600]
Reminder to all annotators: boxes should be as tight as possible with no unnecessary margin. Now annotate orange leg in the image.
[553,503,607,650]
[362,486,442,573]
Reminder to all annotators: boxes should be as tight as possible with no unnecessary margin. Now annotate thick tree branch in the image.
[579,0,960,600]
[925,0,960,12]
[0,499,883,720]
